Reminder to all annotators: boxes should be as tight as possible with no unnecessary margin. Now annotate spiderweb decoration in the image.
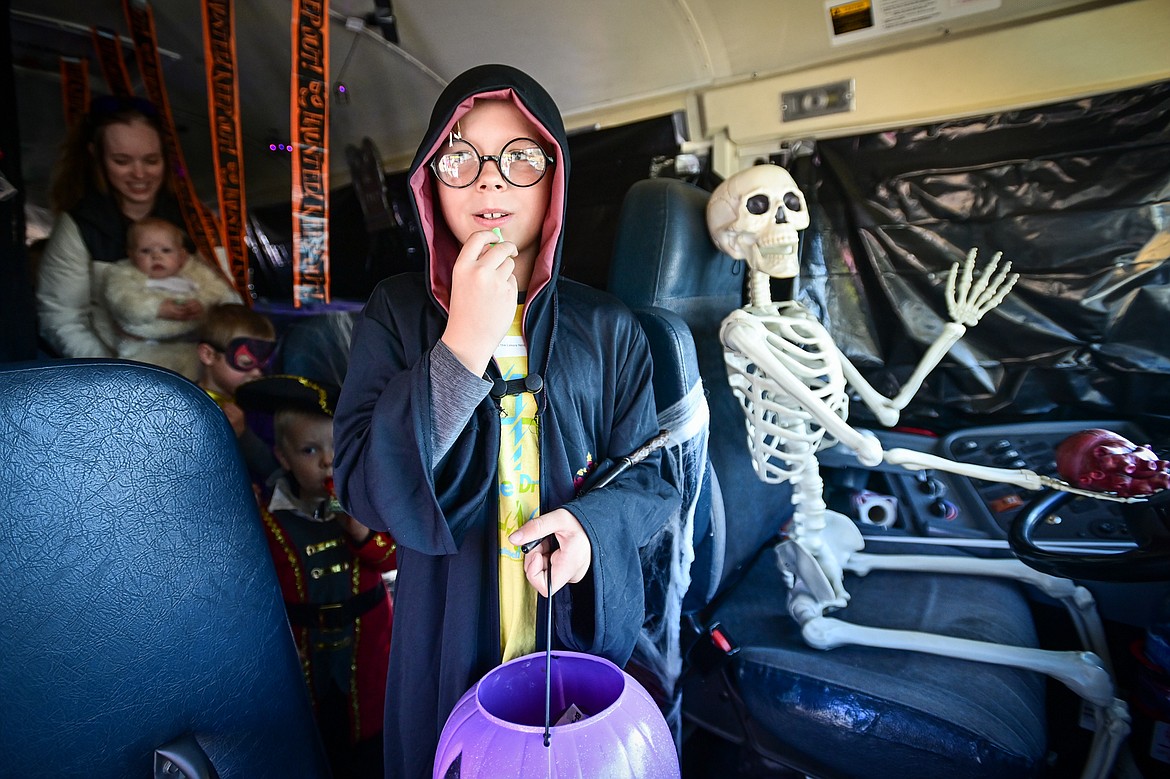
[631,379,709,726]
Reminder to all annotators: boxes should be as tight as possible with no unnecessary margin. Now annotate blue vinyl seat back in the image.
[0,360,329,779]
[607,178,1046,778]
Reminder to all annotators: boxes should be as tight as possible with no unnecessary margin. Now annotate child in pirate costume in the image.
[332,64,680,778]
[237,365,396,779]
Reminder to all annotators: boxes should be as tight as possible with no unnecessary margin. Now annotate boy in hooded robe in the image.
[332,64,680,778]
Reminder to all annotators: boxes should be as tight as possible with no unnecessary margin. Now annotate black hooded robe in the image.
[332,64,681,779]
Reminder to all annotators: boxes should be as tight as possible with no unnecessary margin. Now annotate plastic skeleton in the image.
[707,164,1143,779]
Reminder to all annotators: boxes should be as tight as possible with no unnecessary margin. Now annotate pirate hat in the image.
[234,373,341,416]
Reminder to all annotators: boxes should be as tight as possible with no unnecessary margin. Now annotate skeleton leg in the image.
[1082,700,1133,779]
[795,604,1129,779]
[847,553,1113,671]
[798,607,1114,702]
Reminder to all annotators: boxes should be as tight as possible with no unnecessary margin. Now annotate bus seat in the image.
[0,360,330,778]
[608,178,1046,778]
[625,304,717,744]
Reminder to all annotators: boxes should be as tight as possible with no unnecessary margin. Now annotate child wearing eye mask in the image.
[196,303,280,484]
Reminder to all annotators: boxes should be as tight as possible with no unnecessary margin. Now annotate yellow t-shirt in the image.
[495,304,539,661]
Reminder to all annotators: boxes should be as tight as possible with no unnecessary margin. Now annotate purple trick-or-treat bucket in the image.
[434,651,680,778]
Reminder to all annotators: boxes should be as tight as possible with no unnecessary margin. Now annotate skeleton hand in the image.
[946,248,1019,327]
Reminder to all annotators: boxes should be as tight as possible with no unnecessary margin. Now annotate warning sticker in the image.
[829,1,875,35]
[827,0,1001,45]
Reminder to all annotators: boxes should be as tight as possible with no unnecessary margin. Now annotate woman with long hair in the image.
[37,96,228,357]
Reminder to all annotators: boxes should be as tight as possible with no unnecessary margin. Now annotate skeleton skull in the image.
[707,164,810,279]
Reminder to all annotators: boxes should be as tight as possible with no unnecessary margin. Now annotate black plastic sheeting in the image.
[790,80,1170,432]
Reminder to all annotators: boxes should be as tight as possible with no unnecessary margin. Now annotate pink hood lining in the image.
[408,89,565,328]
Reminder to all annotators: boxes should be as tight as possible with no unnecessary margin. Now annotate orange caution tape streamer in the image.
[291,0,331,307]
[89,26,133,98]
[122,0,229,287]
[201,0,251,302]
[59,57,91,130]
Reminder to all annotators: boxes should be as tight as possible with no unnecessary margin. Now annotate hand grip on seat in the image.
[154,734,220,779]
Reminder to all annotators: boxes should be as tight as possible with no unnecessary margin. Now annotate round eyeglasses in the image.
[430,137,554,189]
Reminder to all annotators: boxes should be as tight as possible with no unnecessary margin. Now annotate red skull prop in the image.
[1055,428,1170,497]
[706,165,809,279]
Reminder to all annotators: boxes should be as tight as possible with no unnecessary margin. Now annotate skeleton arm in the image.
[838,323,965,428]
[844,249,1019,427]
[881,447,1140,503]
[722,312,1140,502]
[818,252,1150,500]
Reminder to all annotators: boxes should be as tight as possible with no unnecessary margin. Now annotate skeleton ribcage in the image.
[721,309,850,483]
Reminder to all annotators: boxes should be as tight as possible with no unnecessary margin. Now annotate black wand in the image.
[520,429,671,555]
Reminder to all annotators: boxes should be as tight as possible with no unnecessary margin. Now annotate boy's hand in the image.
[336,512,373,545]
[442,229,519,374]
[510,508,592,598]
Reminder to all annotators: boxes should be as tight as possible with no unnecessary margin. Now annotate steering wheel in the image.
[1010,488,1170,581]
